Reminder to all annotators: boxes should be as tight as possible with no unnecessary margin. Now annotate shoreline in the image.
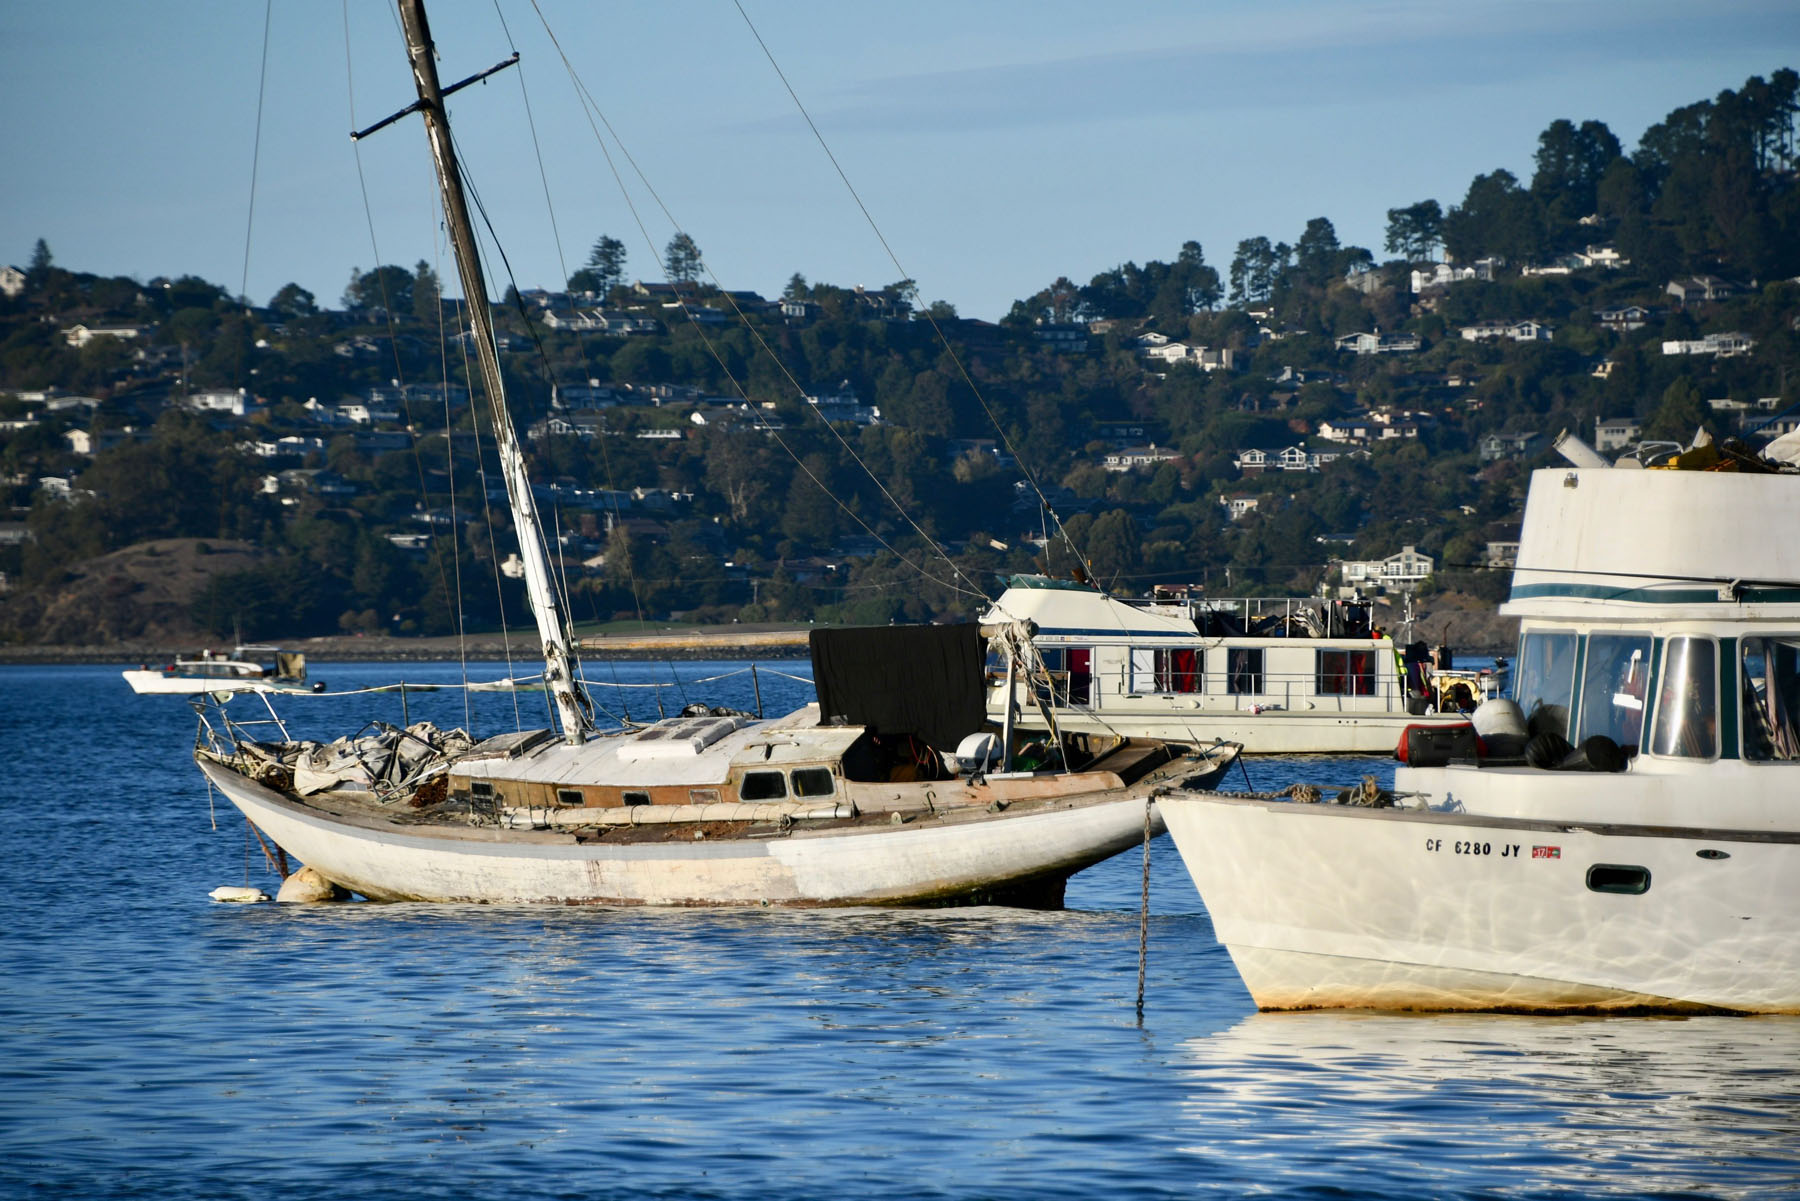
[0,627,816,665]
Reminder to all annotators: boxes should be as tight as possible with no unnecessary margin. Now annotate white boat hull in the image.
[124,670,316,696]
[199,759,1165,907]
[1160,793,1800,1013]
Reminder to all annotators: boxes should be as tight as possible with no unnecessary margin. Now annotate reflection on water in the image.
[1179,1010,1800,1196]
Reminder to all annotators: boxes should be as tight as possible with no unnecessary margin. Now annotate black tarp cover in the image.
[809,623,988,752]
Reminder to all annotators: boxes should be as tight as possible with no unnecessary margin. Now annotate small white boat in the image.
[980,579,1487,754]
[124,645,322,696]
[1161,450,1800,1013]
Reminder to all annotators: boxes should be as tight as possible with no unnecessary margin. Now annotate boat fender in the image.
[276,866,349,903]
[1471,699,1529,757]
[208,885,270,903]
[1524,731,1573,769]
[1557,735,1628,773]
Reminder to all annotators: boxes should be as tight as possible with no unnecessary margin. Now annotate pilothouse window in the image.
[1575,633,1653,749]
[1514,631,1576,739]
[1649,637,1717,759]
[1741,636,1800,761]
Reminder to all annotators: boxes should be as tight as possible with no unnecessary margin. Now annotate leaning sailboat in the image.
[193,0,1234,907]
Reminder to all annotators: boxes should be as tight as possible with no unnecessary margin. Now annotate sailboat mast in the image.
[395,0,588,744]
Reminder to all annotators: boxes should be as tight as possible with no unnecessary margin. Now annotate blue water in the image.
[4,661,1798,1199]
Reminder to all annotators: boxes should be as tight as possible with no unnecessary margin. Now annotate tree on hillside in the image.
[28,238,52,278]
[269,282,317,317]
[1228,237,1288,305]
[342,265,415,315]
[783,272,809,300]
[1293,217,1341,284]
[1442,170,1544,263]
[568,234,627,296]
[412,260,441,324]
[1531,118,1622,221]
[664,233,702,285]
[1384,200,1442,261]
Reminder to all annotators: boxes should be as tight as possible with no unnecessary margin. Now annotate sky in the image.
[3,1,1797,322]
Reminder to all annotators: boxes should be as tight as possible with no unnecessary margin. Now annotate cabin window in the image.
[1649,637,1717,759]
[1315,648,1376,696]
[1037,646,1092,706]
[1132,647,1200,694]
[1157,647,1201,693]
[791,768,835,798]
[740,771,787,801]
[1226,647,1264,695]
[622,790,650,807]
[1741,635,1800,761]
[1574,633,1654,749]
[1514,631,1577,738]
[555,788,584,807]
[470,780,494,798]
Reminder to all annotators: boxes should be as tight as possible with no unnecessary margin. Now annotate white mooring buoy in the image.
[208,885,270,904]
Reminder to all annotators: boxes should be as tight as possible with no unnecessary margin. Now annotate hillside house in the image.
[1220,493,1262,521]
[1335,331,1420,355]
[1336,545,1433,592]
[1594,418,1641,452]
[1662,332,1755,357]
[186,388,260,418]
[1595,305,1650,331]
[1666,276,1739,305]
[1460,320,1552,343]
[63,322,151,348]
[1409,257,1501,293]
[1104,444,1181,472]
[1480,430,1546,462]
[1033,323,1090,353]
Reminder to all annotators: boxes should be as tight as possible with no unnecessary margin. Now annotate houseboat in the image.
[981,578,1488,754]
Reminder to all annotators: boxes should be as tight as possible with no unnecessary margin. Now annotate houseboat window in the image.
[1155,647,1201,693]
[791,768,835,798]
[1226,647,1264,695]
[1034,647,1091,705]
[1574,633,1653,749]
[1648,637,1718,759]
[1316,648,1376,696]
[555,788,584,807]
[740,771,787,801]
[1514,631,1577,738]
[1741,636,1800,761]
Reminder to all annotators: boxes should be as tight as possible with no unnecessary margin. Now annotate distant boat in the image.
[981,578,1495,754]
[190,0,1234,908]
[124,645,323,696]
[1161,448,1800,1013]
